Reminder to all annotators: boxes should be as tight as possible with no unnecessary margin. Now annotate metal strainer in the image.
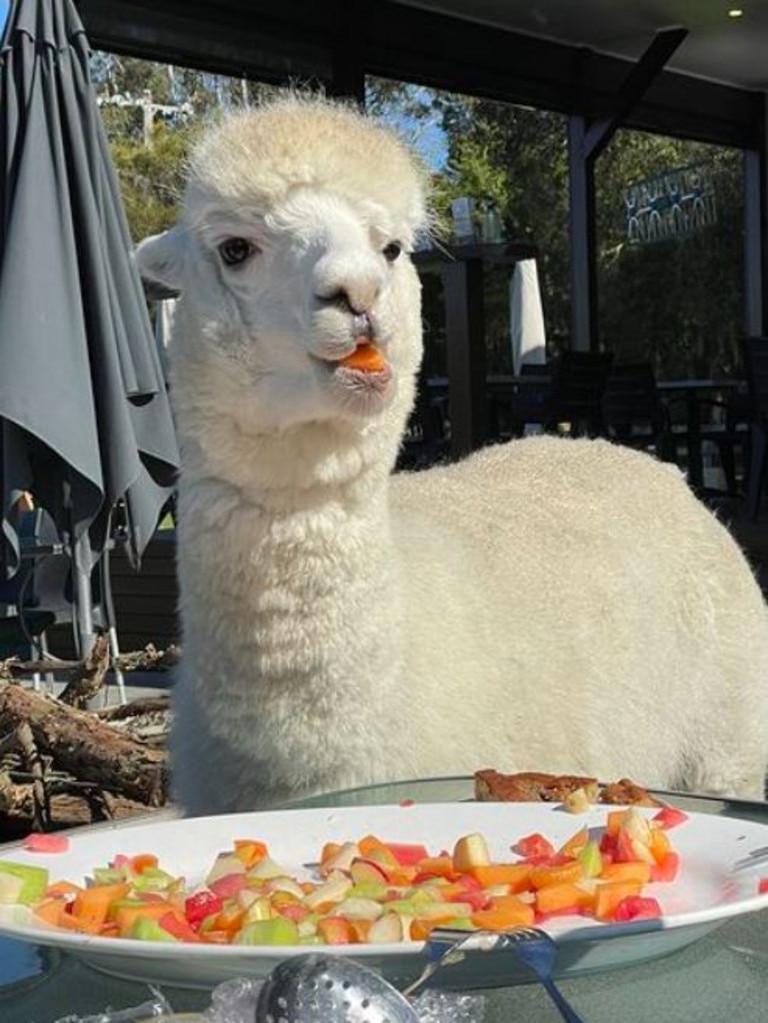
[254,953,420,1023]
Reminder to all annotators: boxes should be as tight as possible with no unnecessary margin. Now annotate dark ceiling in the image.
[75,0,765,150]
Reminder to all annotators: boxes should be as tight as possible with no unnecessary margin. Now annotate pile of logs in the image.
[0,638,179,840]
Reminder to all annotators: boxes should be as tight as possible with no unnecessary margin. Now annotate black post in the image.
[443,257,487,459]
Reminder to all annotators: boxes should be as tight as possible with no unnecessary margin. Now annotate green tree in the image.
[91,53,277,241]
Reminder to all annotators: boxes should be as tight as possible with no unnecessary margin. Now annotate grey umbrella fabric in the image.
[0,0,179,643]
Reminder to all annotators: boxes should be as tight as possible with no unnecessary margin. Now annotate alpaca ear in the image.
[134,228,185,296]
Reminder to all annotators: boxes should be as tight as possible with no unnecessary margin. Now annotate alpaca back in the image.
[387,435,768,795]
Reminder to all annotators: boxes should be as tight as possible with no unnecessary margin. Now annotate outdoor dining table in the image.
[1,776,767,1023]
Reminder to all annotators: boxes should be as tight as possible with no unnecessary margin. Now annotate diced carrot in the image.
[338,343,386,373]
[129,854,159,875]
[72,882,132,926]
[471,896,535,931]
[529,861,584,889]
[594,881,643,920]
[34,898,69,926]
[648,827,672,865]
[201,929,232,944]
[347,918,373,943]
[233,840,268,868]
[210,904,246,934]
[56,911,105,936]
[413,856,456,879]
[44,880,82,899]
[320,842,342,864]
[410,918,440,941]
[606,810,630,838]
[599,861,652,884]
[358,835,399,869]
[466,863,533,891]
[535,882,595,916]
[558,827,589,858]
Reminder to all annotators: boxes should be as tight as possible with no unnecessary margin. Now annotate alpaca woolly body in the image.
[138,95,768,815]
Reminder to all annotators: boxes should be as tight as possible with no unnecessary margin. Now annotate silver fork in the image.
[403,926,586,1023]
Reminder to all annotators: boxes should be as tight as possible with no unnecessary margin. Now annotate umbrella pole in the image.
[72,531,96,658]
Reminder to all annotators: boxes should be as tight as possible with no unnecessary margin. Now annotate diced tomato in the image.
[511,833,556,860]
[384,843,430,867]
[184,890,224,925]
[614,830,638,864]
[758,878,768,895]
[599,832,618,857]
[399,799,415,807]
[22,833,70,854]
[652,807,689,830]
[612,895,662,922]
[446,888,489,912]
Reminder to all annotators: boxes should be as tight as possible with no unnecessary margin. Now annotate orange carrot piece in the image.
[529,861,584,889]
[129,854,159,875]
[233,840,269,868]
[535,882,595,915]
[471,896,535,931]
[338,343,386,373]
[594,881,643,920]
[558,826,589,857]
[72,882,132,926]
[466,863,533,890]
[599,861,652,884]
[357,835,399,869]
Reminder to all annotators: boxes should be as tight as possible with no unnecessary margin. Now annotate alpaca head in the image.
[137,95,430,487]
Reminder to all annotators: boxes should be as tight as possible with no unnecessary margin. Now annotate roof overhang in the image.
[75,0,765,149]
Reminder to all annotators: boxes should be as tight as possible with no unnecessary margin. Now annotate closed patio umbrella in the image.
[0,0,179,655]
[509,257,547,375]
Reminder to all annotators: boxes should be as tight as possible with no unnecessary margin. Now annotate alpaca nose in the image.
[314,254,384,316]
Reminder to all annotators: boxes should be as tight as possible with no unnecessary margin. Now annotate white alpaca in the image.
[137,95,768,815]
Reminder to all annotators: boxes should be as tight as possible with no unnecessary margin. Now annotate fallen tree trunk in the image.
[0,683,168,806]
[0,773,156,831]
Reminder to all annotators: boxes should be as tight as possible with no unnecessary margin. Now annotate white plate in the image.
[0,802,767,990]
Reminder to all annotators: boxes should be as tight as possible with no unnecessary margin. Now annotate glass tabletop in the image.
[1,777,767,1023]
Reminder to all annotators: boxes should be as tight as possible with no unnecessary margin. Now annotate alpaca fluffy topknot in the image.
[184,95,430,242]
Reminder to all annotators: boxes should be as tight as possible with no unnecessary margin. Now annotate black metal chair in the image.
[0,507,126,699]
[601,362,676,461]
[739,336,768,518]
[546,350,614,437]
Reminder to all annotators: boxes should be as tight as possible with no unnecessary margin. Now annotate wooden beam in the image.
[584,28,689,161]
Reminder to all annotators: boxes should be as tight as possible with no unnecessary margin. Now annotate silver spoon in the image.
[254,952,420,1023]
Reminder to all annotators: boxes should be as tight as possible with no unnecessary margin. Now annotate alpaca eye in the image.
[382,241,402,263]
[218,237,257,267]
